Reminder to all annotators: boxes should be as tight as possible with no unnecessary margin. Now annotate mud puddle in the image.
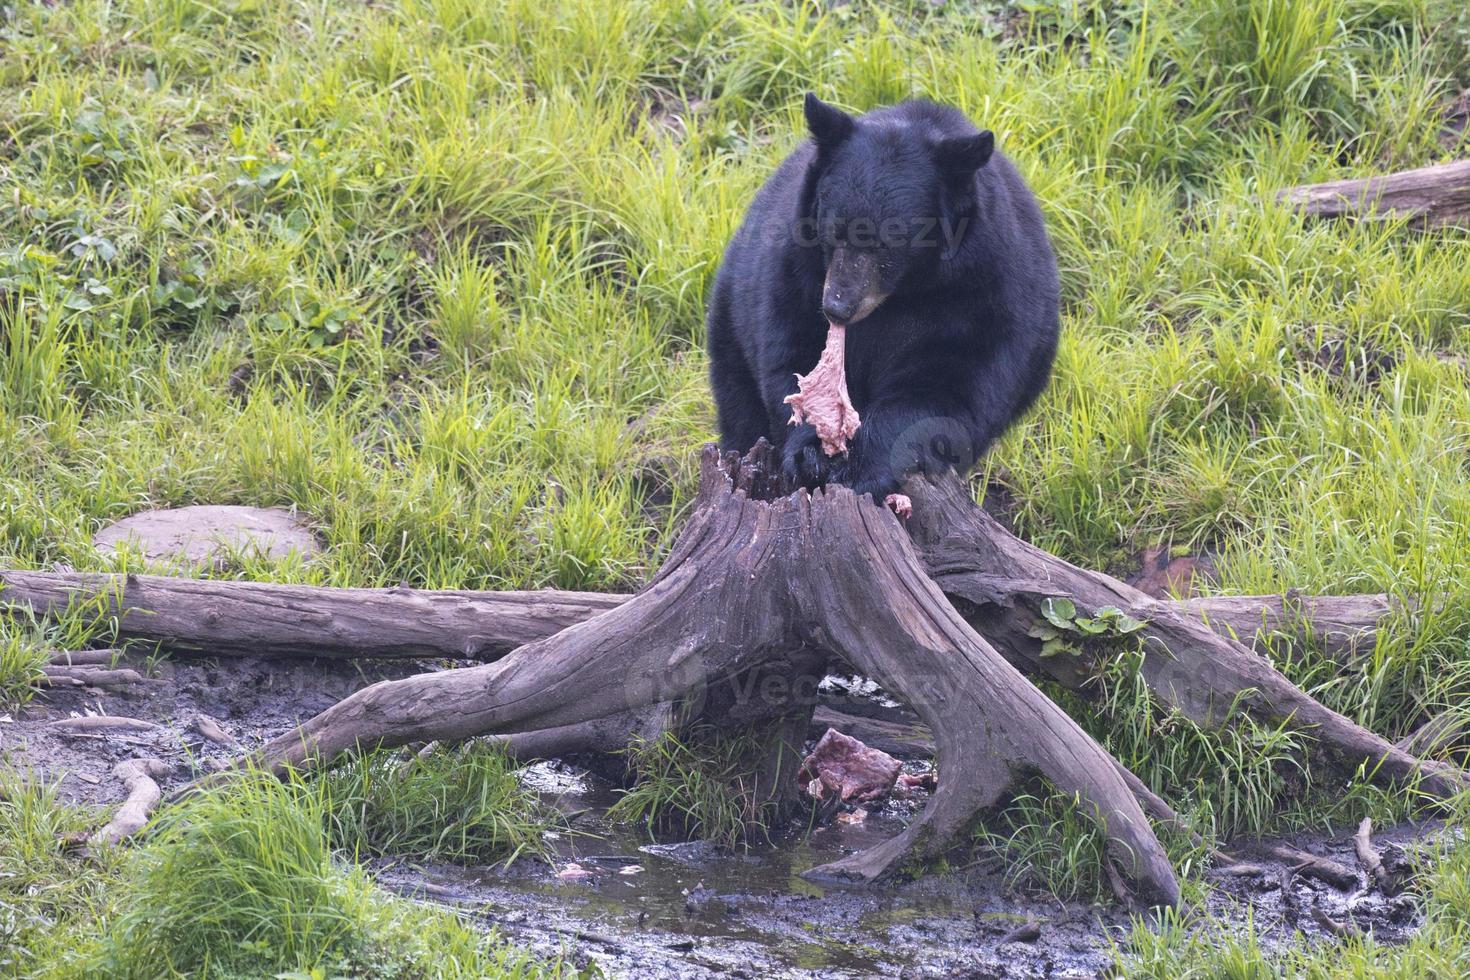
[375,761,1134,978]
[374,761,1434,979]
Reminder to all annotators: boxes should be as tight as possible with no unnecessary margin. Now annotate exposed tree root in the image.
[901,471,1467,799]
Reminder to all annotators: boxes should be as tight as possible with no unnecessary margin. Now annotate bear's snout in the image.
[823,248,885,325]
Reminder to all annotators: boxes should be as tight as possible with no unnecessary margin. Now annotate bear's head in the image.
[799,93,993,327]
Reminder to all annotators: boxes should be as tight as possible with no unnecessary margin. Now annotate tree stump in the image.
[227,442,1183,908]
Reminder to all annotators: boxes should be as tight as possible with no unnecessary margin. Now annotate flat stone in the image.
[93,505,320,566]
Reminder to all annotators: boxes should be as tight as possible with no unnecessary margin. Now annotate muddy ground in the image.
[0,653,1435,979]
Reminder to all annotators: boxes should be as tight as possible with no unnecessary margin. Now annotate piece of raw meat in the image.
[798,728,902,803]
[785,322,860,456]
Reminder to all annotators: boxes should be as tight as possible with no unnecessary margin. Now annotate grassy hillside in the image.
[3,0,1470,974]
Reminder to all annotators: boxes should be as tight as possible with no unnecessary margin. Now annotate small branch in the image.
[996,917,1041,944]
[192,714,237,748]
[49,715,161,735]
[1276,160,1470,229]
[1251,843,1358,890]
[1312,905,1359,938]
[1354,817,1400,895]
[47,649,125,666]
[90,758,169,846]
[40,666,150,690]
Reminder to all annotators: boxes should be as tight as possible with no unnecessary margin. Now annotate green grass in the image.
[317,742,554,866]
[608,727,785,849]
[1,0,1470,972]
[0,765,579,979]
[1118,795,1470,976]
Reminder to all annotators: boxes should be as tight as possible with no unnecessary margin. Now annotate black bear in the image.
[706,94,1061,499]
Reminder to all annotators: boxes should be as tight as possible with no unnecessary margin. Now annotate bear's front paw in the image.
[846,465,901,502]
[782,426,832,490]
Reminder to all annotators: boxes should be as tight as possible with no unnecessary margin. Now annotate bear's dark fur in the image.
[707,94,1060,499]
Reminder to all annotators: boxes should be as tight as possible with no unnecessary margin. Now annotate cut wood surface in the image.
[1277,160,1470,228]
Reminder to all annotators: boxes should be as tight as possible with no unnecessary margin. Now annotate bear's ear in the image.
[804,93,854,151]
[934,131,995,178]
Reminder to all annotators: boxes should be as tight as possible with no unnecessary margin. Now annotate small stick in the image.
[1312,905,1359,938]
[1354,818,1399,895]
[90,758,169,845]
[47,649,123,666]
[41,666,148,690]
[49,715,161,734]
[1115,760,1359,889]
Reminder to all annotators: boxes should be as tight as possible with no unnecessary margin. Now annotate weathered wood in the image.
[1,570,1393,667]
[0,570,621,661]
[903,470,1467,798]
[40,666,150,690]
[1354,817,1399,895]
[91,759,169,846]
[222,444,1182,909]
[1277,160,1470,229]
[809,707,934,759]
[1174,592,1395,664]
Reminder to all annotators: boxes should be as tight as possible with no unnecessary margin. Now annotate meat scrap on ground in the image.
[798,727,904,802]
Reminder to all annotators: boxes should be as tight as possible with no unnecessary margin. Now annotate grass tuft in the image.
[317,742,553,867]
[609,728,782,849]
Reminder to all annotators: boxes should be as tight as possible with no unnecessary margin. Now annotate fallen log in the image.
[0,570,621,661]
[1277,160,1470,229]
[8,445,1461,906]
[0,570,1393,669]
[1173,592,1396,665]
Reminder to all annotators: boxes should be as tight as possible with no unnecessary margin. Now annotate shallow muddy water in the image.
[374,761,1137,978]
[3,654,1435,978]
